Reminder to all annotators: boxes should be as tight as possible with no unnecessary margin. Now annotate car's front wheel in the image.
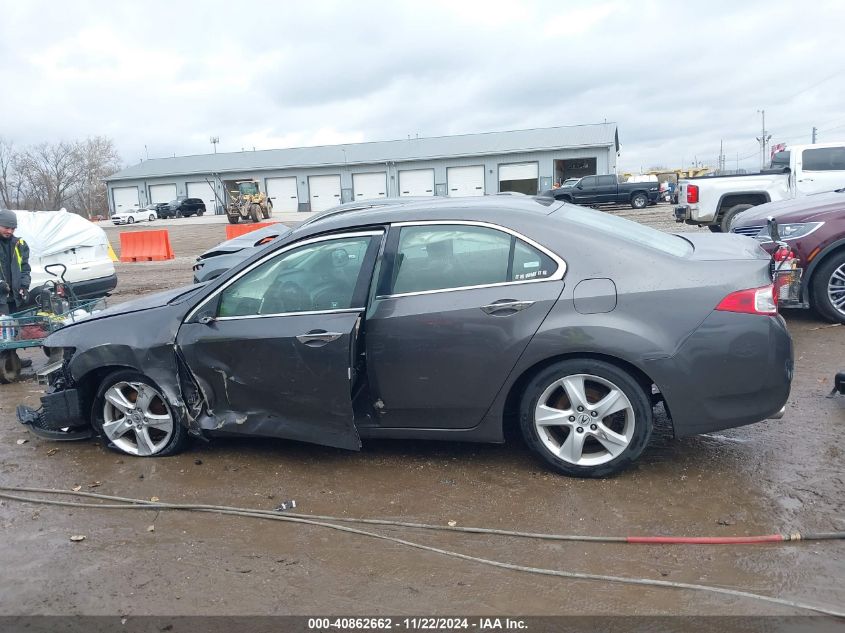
[92,370,187,457]
[811,251,845,324]
[519,359,652,477]
[127,216,135,224]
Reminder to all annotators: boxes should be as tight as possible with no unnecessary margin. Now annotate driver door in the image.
[176,230,383,450]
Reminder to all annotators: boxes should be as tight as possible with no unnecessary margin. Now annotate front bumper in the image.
[17,387,92,441]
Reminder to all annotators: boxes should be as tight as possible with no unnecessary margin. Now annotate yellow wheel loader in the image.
[225,180,273,224]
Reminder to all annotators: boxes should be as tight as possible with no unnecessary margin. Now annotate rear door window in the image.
[389,225,559,295]
[802,147,845,171]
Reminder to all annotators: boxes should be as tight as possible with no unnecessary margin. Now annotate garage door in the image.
[149,184,177,204]
[308,175,341,212]
[447,166,485,197]
[399,169,434,196]
[266,177,299,212]
[353,172,387,200]
[187,181,218,215]
[498,162,539,195]
[112,186,139,212]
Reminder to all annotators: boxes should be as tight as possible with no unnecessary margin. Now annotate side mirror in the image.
[766,216,781,243]
[576,183,583,189]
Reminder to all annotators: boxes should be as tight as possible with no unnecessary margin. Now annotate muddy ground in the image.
[0,204,843,617]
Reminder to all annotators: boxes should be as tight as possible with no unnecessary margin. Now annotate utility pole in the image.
[718,140,725,173]
[756,110,771,170]
[812,126,818,144]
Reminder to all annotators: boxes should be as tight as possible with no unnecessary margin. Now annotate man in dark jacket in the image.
[0,209,32,368]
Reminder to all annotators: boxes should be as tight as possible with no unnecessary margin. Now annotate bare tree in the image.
[74,136,122,217]
[16,141,86,210]
[0,137,26,209]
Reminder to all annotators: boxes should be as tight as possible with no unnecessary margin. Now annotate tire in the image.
[92,369,188,457]
[148,214,156,222]
[197,210,204,216]
[249,204,261,222]
[176,210,183,218]
[0,351,21,384]
[127,216,135,224]
[719,204,754,233]
[261,206,271,219]
[708,225,722,233]
[630,193,648,209]
[227,215,240,224]
[519,359,653,477]
[810,251,845,324]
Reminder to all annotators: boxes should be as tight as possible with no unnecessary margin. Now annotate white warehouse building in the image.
[105,123,619,215]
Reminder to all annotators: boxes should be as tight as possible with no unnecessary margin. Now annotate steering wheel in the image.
[261,280,311,314]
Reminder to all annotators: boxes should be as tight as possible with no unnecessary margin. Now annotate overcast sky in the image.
[1,0,843,174]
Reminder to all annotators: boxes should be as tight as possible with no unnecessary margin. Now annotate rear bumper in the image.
[68,274,117,300]
[645,312,793,436]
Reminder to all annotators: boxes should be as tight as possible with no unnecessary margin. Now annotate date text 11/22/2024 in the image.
[307,618,527,630]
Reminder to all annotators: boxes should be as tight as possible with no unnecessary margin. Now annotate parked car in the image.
[192,198,431,283]
[731,188,845,323]
[111,206,158,225]
[14,209,117,300]
[148,203,169,218]
[159,197,206,218]
[541,175,660,209]
[675,141,845,232]
[24,196,791,477]
[193,224,291,283]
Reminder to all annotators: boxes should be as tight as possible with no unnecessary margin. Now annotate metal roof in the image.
[108,123,619,182]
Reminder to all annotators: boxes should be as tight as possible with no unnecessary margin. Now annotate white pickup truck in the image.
[674,141,845,231]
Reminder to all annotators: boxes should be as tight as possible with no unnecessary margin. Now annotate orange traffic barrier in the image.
[226,221,279,240]
[119,229,175,262]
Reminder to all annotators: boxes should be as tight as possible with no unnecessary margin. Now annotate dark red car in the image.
[731,188,845,323]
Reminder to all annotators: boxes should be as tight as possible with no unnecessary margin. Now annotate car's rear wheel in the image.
[720,204,753,232]
[519,359,652,477]
[630,193,648,209]
[811,251,845,324]
[148,214,156,222]
[92,370,187,457]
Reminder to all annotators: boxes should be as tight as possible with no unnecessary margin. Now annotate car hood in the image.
[77,284,206,323]
[198,224,291,259]
[733,189,845,226]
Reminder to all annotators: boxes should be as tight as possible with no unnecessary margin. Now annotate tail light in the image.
[716,285,777,316]
[686,184,699,204]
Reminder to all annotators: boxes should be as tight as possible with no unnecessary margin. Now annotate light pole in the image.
[210,136,219,154]
[756,110,771,170]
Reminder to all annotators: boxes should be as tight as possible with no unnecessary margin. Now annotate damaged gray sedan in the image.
[19,196,793,477]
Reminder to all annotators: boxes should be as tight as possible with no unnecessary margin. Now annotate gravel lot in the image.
[0,201,843,618]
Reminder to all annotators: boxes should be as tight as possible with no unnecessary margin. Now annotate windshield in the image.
[239,182,259,195]
[557,205,693,257]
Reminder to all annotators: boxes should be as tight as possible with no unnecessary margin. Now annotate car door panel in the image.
[366,281,564,429]
[178,311,363,450]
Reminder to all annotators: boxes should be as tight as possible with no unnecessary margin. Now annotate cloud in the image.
[1,0,843,173]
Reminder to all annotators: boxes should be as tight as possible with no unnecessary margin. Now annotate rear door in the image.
[798,146,845,195]
[365,222,566,429]
[177,230,384,449]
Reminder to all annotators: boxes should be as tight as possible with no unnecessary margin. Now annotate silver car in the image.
[23,196,792,477]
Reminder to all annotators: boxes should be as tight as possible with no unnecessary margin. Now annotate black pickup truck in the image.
[541,175,660,209]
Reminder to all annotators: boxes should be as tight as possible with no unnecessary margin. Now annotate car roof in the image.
[292,195,565,237]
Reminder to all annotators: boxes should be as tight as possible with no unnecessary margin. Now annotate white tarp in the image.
[10,209,115,287]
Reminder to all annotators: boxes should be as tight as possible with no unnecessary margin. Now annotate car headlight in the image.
[757,222,824,241]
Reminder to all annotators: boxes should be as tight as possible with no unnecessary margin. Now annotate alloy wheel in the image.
[533,373,635,466]
[101,381,174,456]
[827,262,845,317]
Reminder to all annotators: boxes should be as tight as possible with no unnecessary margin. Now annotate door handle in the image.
[480,300,534,316]
[296,330,343,346]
